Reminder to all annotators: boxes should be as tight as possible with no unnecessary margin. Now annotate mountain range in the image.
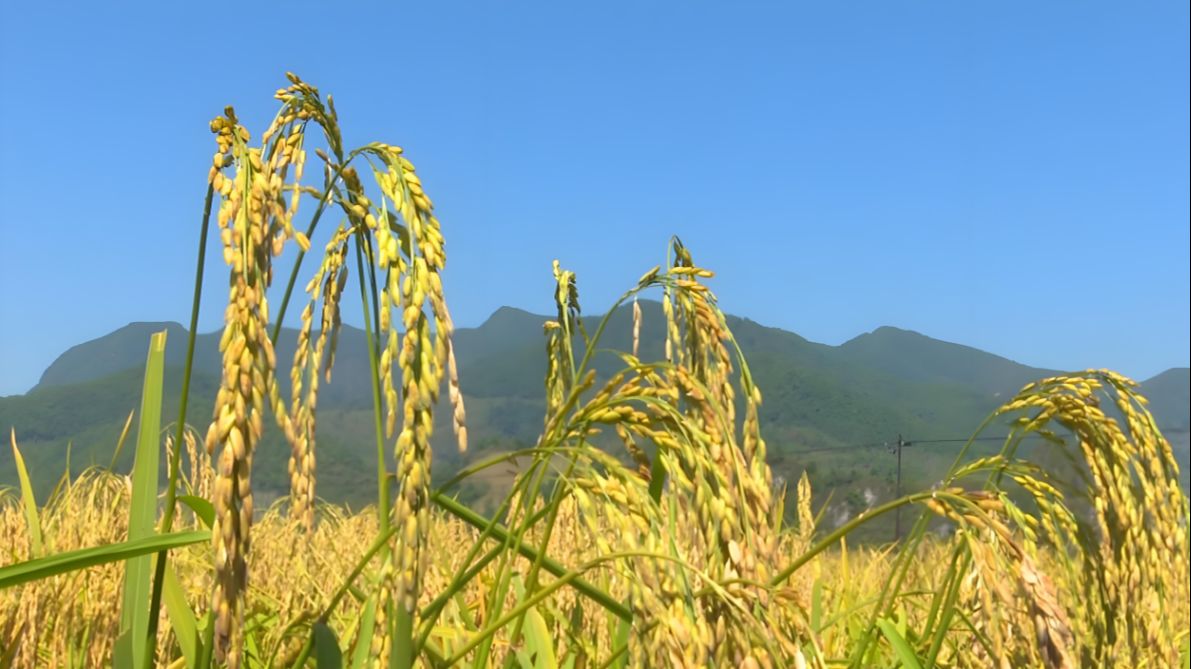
[2,302,1187,537]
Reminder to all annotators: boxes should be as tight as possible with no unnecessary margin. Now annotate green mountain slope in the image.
[1141,367,1190,430]
[4,304,1188,524]
[838,326,1058,396]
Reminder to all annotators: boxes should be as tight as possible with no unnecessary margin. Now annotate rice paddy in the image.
[1,75,1187,669]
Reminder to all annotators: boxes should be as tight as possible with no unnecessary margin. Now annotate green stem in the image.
[354,236,390,534]
[441,569,585,666]
[394,606,414,669]
[414,506,552,654]
[471,455,551,668]
[433,447,553,493]
[594,643,630,669]
[432,493,632,622]
[196,611,215,669]
[844,420,1004,667]
[353,233,404,668]
[270,160,355,344]
[920,543,962,643]
[769,491,937,586]
[507,453,581,651]
[289,523,401,667]
[360,233,383,362]
[925,549,971,667]
[851,519,930,666]
[416,478,530,659]
[574,287,643,382]
[145,182,214,657]
[418,544,503,635]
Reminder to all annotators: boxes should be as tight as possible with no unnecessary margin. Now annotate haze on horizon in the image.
[1,2,1188,396]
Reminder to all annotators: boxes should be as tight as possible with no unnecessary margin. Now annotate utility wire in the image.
[789,441,887,455]
[787,426,1188,456]
[790,435,1037,456]
[782,426,1188,542]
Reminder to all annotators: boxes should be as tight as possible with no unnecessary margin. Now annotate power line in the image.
[787,426,1188,456]
[787,441,887,455]
[911,429,1189,445]
[787,435,1033,456]
[908,436,1017,445]
[782,425,1188,542]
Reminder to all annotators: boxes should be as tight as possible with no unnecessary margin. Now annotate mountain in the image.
[34,322,194,388]
[838,326,1057,396]
[1141,368,1190,431]
[3,304,1188,532]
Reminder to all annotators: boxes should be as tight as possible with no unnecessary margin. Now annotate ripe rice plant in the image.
[1,75,1188,668]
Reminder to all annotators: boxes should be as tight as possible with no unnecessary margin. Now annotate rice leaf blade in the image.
[0,530,208,588]
[113,630,135,669]
[110,409,137,471]
[877,618,924,669]
[164,562,202,668]
[314,622,344,668]
[521,606,556,668]
[119,330,168,669]
[8,429,43,558]
[349,596,378,669]
[178,495,215,529]
[608,614,631,669]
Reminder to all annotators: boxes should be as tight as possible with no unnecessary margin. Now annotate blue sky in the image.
[1,2,1187,396]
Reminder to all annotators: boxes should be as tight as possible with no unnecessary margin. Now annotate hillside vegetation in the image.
[4,306,1188,523]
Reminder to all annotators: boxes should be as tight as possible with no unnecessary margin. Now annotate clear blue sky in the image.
[1,2,1188,396]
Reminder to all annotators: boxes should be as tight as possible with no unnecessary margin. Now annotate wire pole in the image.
[894,434,909,542]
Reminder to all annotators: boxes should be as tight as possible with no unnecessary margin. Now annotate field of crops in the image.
[2,76,1188,668]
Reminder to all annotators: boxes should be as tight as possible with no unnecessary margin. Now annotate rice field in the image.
[1,75,1188,669]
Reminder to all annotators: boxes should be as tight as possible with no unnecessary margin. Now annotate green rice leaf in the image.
[120,330,168,669]
[349,596,377,669]
[877,618,924,669]
[178,495,215,529]
[113,630,134,669]
[520,606,556,668]
[110,409,136,471]
[314,621,344,668]
[164,562,202,668]
[0,530,208,589]
[608,612,631,669]
[8,429,43,558]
